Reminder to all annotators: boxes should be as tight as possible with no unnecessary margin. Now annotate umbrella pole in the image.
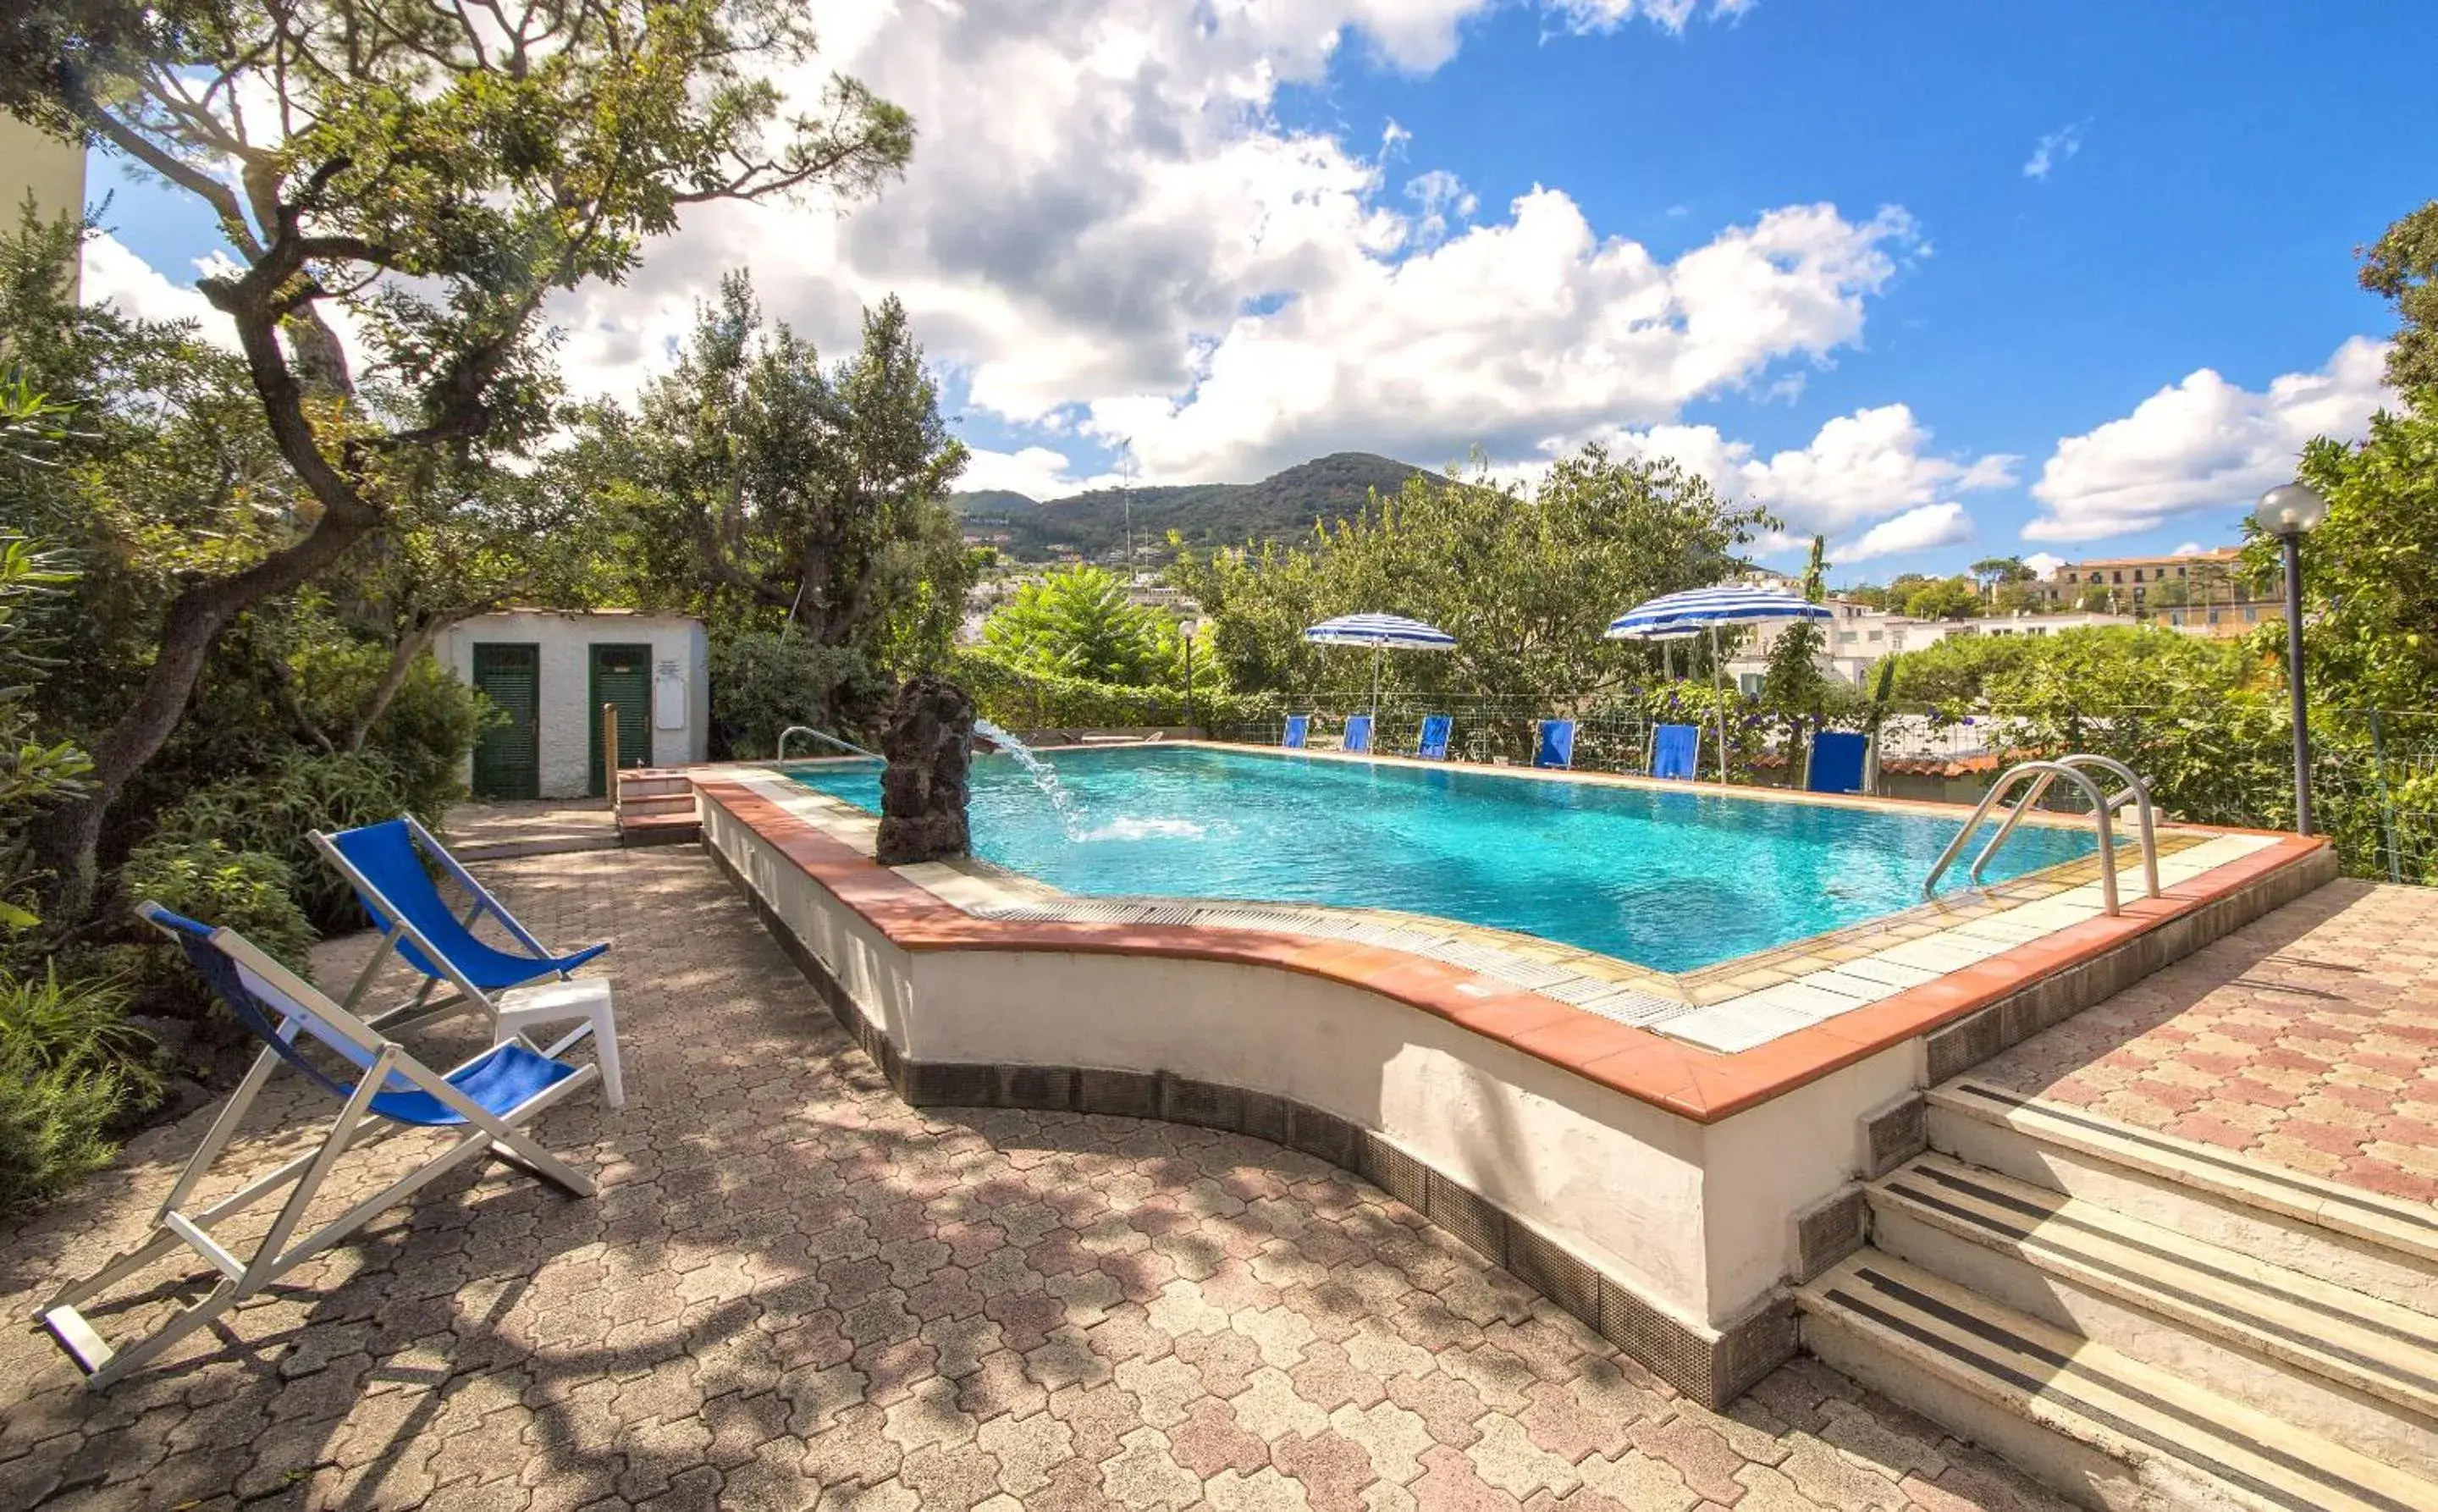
[1709,624,1729,784]
[1370,642,1382,729]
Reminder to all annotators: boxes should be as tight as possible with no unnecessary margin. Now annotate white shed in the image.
[436,610,710,799]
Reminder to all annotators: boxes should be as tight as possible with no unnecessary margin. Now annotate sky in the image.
[80,0,2430,585]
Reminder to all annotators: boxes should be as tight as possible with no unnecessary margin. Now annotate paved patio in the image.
[1977,878,2438,1206]
[0,847,2066,1511]
[442,800,618,860]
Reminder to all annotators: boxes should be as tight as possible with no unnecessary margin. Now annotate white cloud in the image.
[1834,502,1973,563]
[532,1,1918,486]
[2022,551,2066,577]
[1550,0,1753,33]
[2023,121,2088,181]
[1404,168,1478,244]
[80,233,230,339]
[2025,336,2391,543]
[959,445,1122,500]
[2172,540,2206,555]
[1599,402,2017,539]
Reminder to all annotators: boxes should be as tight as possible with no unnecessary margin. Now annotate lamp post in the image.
[1180,617,1199,733]
[2253,483,2330,835]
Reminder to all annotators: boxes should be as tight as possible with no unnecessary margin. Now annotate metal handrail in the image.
[1922,754,2161,916]
[1970,754,2159,899]
[777,726,884,763]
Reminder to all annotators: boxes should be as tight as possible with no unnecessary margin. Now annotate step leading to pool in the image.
[1928,1077,2438,1310]
[1799,1250,2435,1512]
[1867,1151,2438,1480]
[1806,1080,2438,1510]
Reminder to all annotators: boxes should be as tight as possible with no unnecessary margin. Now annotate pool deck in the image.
[727,749,2327,1123]
[0,847,2073,1512]
[1972,876,2438,1209]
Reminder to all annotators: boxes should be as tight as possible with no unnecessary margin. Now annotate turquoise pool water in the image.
[789,747,2096,973]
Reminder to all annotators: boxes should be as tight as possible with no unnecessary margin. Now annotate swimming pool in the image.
[789,745,2098,973]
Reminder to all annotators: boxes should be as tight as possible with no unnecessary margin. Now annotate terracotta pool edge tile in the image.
[696,780,2328,1127]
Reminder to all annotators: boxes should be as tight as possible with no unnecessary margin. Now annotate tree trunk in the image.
[31,505,380,916]
[346,617,448,752]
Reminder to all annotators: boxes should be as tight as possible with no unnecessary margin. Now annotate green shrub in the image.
[710,630,886,759]
[147,750,416,930]
[118,837,314,975]
[946,648,1277,731]
[0,966,156,1213]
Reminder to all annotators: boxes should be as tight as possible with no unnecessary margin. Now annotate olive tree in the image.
[1,0,913,907]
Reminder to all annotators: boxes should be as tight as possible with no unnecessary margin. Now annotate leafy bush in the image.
[0,966,156,1212]
[118,837,314,977]
[947,648,1278,731]
[147,751,417,930]
[710,630,887,759]
[982,565,1183,685]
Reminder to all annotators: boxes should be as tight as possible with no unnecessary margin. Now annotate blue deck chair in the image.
[40,904,600,1390]
[1533,719,1576,770]
[1806,730,1872,795]
[1650,723,1702,781]
[1282,714,1310,749]
[1343,715,1374,753]
[315,816,610,1036]
[1416,714,1453,760]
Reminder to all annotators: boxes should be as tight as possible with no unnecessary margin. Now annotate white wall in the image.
[701,787,1900,1334]
[438,611,709,797]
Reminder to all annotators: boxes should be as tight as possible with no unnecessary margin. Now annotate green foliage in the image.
[148,753,421,931]
[1902,577,1982,621]
[709,630,888,759]
[2263,400,2438,712]
[1762,537,1833,731]
[118,839,314,980]
[288,640,491,814]
[948,648,1277,732]
[595,274,974,667]
[2361,200,2438,395]
[983,566,1182,685]
[0,531,91,929]
[1172,446,1769,706]
[1880,634,2041,709]
[0,966,154,1213]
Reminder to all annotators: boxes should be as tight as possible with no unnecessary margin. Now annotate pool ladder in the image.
[1922,754,2160,916]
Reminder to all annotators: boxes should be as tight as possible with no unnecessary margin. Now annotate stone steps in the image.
[1928,1078,2438,1313]
[1801,1250,2434,1512]
[1800,1076,2438,1510]
[1867,1151,2438,1480]
[615,770,698,846]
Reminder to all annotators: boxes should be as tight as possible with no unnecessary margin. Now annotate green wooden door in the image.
[588,643,654,797]
[470,643,541,800]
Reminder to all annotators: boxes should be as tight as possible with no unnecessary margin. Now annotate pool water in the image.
[791,746,2097,973]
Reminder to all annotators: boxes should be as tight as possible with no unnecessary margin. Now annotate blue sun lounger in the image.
[1651,723,1702,781]
[314,816,621,1103]
[1417,714,1453,760]
[1342,715,1374,753]
[1282,714,1310,749]
[38,904,601,1390]
[1806,730,1872,795]
[1533,719,1575,770]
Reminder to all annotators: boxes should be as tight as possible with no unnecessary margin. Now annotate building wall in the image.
[435,611,709,797]
[0,114,86,298]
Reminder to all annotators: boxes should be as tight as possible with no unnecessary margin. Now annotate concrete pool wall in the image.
[693,763,2333,1405]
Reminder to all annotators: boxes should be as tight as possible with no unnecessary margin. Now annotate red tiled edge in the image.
[693,777,2329,1127]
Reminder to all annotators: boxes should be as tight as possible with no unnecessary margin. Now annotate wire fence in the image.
[1199,694,2438,886]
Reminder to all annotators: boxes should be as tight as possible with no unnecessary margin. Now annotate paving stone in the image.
[0,847,2064,1512]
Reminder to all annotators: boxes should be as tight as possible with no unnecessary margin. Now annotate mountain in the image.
[951,451,1431,561]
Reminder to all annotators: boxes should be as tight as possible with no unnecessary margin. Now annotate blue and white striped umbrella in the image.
[1603,584,1833,640]
[1604,584,1831,781]
[1302,614,1455,734]
[1301,613,1458,649]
